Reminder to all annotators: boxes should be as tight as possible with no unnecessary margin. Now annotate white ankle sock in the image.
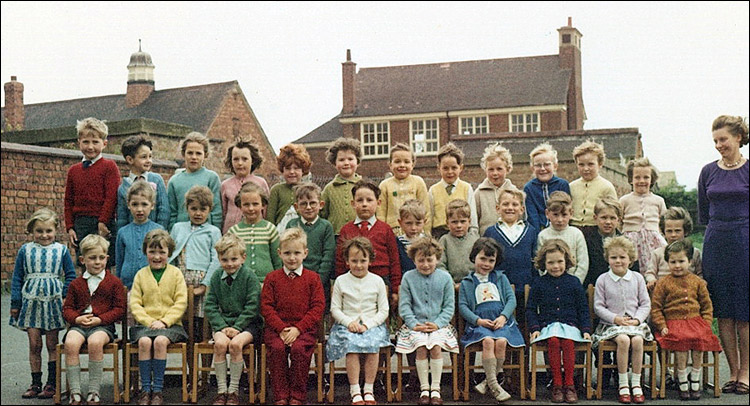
[631,373,642,395]
[350,383,361,397]
[363,382,374,395]
[618,373,629,390]
[677,368,689,391]
[690,368,702,391]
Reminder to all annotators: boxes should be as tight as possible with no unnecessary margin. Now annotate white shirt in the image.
[354,215,377,231]
[499,220,525,242]
[283,265,303,278]
[82,269,106,313]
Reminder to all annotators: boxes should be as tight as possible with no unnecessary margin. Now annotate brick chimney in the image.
[126,40,155,108]
[342,49,357,116]
[558,17,585,130]
[4,76,24,131]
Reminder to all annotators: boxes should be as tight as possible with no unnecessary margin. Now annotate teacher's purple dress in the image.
[698,160,749,321]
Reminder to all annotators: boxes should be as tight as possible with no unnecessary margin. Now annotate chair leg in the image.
[54,344,63,405]
[596,348,604,400]
[586,346,592,400]
[113,348,120,404]
[530,346,537,401]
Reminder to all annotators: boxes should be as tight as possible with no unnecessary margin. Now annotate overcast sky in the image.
[2,1,748,188]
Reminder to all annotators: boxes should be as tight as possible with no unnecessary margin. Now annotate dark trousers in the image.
[264,329,317,402]
[73,216,115,267]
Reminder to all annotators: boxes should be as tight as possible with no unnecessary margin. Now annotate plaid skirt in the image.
[591,322,654,350]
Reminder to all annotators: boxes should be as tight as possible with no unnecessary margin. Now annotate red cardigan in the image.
[260,268,325,335]
[334,219,402,293]
[64,158,121,230]
[63,271,126,327]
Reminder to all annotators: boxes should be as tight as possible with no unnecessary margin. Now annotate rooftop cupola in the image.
[126,40,155,108]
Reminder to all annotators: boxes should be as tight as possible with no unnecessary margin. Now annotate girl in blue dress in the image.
[459,238,525,402]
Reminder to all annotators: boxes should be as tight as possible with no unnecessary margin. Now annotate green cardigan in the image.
[320,173,361,234]
[204,264,262,332]
[266,182,295,225]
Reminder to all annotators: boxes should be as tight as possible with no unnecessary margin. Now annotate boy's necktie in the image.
[83,160,93,169]
[445,184,454,195]
[288,272,296,280]
[359,220,369,232]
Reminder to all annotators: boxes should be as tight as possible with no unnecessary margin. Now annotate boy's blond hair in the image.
[534,239,576,271]
[626,157,659,188]
[399,198,426,221]
[406,236,443,261]
[660,206,693,235]
[572,139,606,165]
[180,131,210,157]
[496,188,526,205]
[546,191,572,213]
[127,179,156,204]
[603,236,637,266]
[142,229,175,256]
[446,199,471,219]
[26,207,58,233]
[185,185,214,210]
[480,142,513,170]
[326,137,361,165]
[389,143,415,162]
[76,117,108,140]
[342,236,375,261]
[234,181,269,207]
[529,142,558,164]
[437,142,465,166]
[293,182,322,202]
[594,197,623,220]
[214,233,247,258]
[279,227,308,249]
[79,234,110,257]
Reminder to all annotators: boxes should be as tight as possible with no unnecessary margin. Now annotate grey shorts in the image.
[63,324,117,343]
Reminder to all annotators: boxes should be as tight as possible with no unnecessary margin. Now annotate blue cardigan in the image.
[525,273,591,334]
[115,220,164,289]
[458,270,517,327]
[483,222,538,293]
[398,268,455,329]
[523,176,570,231]
[116,172,170,231]
[168,222,222,285]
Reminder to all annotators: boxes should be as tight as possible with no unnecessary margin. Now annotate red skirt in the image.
[654,317,722,352]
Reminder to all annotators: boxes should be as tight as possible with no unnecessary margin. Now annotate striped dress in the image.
[10,242,76,331]
[228,219,282,282]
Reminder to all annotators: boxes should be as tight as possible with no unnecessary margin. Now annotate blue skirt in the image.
[461,301,525,348]
[325,323,392,362]
[531,322,590,344]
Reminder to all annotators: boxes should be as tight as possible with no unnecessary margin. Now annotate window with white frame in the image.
[410,119,439,155]
[510,113,540,132]
[361,122,390,157]
[459,116,488,135]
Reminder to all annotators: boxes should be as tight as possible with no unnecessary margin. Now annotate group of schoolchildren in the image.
[10,116,722,406]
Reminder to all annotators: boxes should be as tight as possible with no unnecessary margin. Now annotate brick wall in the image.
[1,142,178,289]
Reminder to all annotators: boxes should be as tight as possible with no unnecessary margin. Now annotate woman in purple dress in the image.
[698,115,749,395]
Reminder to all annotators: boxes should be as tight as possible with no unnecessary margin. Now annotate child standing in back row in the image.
[221,138,270,234]
[524,142,570,231]
[569,140,618,235]
[266,143,312,232]
[429,142,478,240]
[475,143,518,236]
[320,137,362,235]
[377,143,432,236]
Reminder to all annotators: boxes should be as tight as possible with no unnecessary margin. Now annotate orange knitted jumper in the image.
[650,273,713,332]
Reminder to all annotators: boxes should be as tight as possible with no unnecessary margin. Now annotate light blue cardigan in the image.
[398,268,455,329]
[168,222,222,285]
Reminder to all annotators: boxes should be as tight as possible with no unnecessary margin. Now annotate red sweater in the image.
[335,219,402,293]
[260,268,325,335]
[64,158,121,230]
[62,271,126,327]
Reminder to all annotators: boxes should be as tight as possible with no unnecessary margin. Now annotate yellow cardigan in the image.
[130,264,188,328]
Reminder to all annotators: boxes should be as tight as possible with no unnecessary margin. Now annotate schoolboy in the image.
[286,182,336,304]
[429,142,478,240]
[62,234,126,405]
[335,180,402,308]
[116,135,169,231]
[377,143,431,236]
[260,228,325,405]
[523,142,570,231]
[569,140,618,234]
[645,206,702,290]
[64,117,121,265]
[536,191,589,284]
[320,137,362,234]
[205,233,262,406]
[396,199,429,274]
[438,199,480,286]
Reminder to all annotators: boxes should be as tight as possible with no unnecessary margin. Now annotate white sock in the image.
[677,368,689,391]
[690,368,702,391]
[416,358,430,391]
[215,360,227,394]
[363,382,374,395]
[429,358,444,391]
[350,383,361,397]
[227,360,243,394]
[631,373,642,395]
[618,373,630,395]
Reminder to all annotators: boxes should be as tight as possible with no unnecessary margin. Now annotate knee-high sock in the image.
[46,361,57,386]
[228,361,244,394]
[66,363,82,395]
[88,360,103,395]
[415,358,430,391]
[215,360,228,394]
[139,360,153,393]
[547,337,563,387]
[429,358,443,391]
[483,358,498,386]
[151,359,167,393]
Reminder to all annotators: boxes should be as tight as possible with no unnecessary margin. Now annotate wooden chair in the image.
[190,316,257,403]
[54,285,126,405]
[122,288,193,403]
[459,284,526,401]
[659,349,721,398]
[525,284,592,401]
[587,285,659,399]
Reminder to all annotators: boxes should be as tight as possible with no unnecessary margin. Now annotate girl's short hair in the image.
[142,229,175,256]
[121,134,153,159]
[437,142,465,166]
[277,143,312,174]
[26,207,58,233]
[279,227,307,249]
[185,185,214,209]
[469,237,504,265]
[326,137,361,165]
[446,199,471,219]
[351,179,381,199]
[660,206,693,235]
[603,236,637,266]
[594,197,623,220]
[79,234,110,257]
[76,117,108,140]
[342,236,375,262]
[399,199,426,221]
[712,115,749,147]
[127,179,156,204]
[664,239,695,262]
[546,191,572,213]
[534,239,576,271]
[480,142,513,170]
[626,157,659,188]
[529,142,558,164]
[214,233,246,258]
[406,236,443,261]
[224,138,263,174]
[181,132,210,157]
[572,139,605,165]
[495,188,526,205]
[293,182,322,202]
[234,181,269,207]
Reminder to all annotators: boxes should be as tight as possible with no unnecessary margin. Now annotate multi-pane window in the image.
[410,119,439,155]
[510,113,540,132]
[459,116,488,135]
[361,122,390,157]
